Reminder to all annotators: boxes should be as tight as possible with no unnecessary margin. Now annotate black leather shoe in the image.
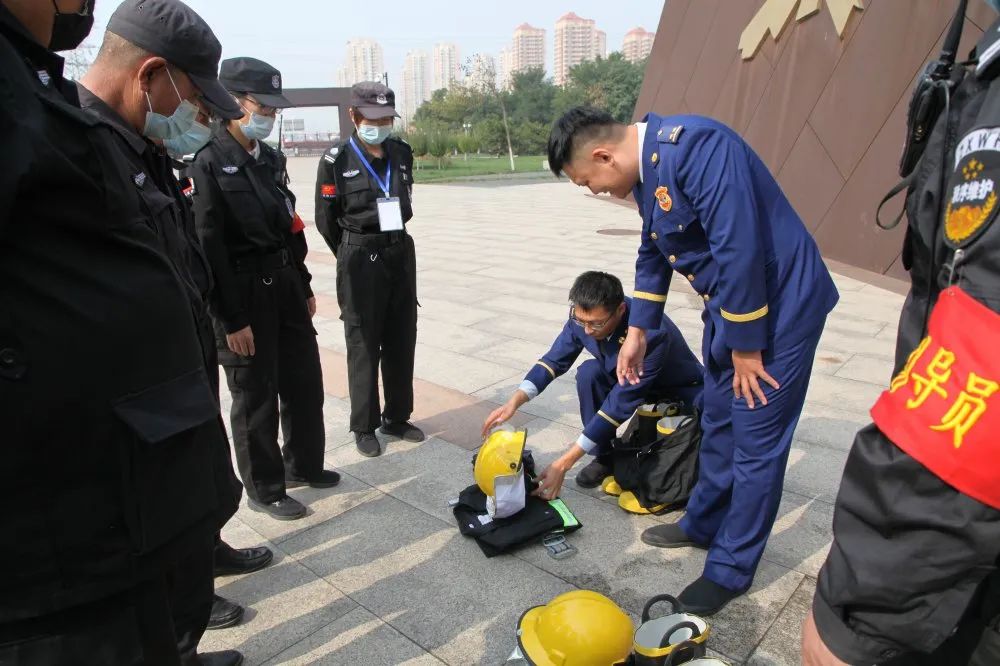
[379,418,425,442]
[575,456,613,488]
[355,431,381,457]
[207,595,244,630]
[678,576,745,616]
[198,649,244,666]
[248,495,306,520]
[286,469,341,488]
[214,540,274,577]
[641,522,708,550]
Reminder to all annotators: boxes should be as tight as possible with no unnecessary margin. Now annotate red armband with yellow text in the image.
[872,286,1000,509]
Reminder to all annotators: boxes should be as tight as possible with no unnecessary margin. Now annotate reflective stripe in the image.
[535,361,555,378]
[633,290,667,303]
[598,410,621,427]
[721,304,769,323]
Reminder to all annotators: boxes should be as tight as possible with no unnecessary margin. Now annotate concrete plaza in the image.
[200,157,906,665]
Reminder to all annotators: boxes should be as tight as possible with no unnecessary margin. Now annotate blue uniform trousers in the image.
[576,358,704,458]
[680,319,824,591]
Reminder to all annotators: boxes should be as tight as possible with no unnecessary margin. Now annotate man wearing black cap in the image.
[314,81,424,457]
[77,0,280,654]
[0,1,235,664]
[190,56,338,522]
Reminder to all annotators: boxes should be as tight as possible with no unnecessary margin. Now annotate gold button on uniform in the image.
[687,274,695,282]
[703,294,711,302]
[651,153,659,164]
[650,232,658,240]
[668,255,676,263]
[676,224,683,231]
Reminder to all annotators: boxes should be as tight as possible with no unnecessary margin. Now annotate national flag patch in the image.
[321,183,337,199]
[291,212,306,233]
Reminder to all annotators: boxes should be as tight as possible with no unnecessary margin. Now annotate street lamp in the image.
[463,122,471,135]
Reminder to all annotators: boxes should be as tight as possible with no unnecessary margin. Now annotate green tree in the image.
[463,54,515,171]
[474,117,508,155]
[457,132,479,160]
[559,53,647,122]
[508,67,557,126]
[408,132,428,159]
[428,132,449,169]
[511,120,548,156]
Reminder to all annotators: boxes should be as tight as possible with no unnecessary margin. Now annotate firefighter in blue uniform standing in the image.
[483,271,703,494]
[547,107,839,615]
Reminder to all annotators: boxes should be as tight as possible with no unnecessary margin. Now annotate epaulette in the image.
[323,142,346,164]
[657,125,685,144]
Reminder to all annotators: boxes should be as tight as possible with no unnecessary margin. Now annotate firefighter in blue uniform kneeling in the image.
[482,271,704,497]
[547,107,838,616]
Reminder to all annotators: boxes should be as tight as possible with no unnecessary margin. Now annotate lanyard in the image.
[349,138,391,196]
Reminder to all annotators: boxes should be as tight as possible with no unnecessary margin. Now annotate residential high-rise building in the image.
[336,64,351,88]
[554,12,605,86]
[401,50,430,127]
[466,53,497,90]
[623,27,655,62]
[512,23,545,73]
[498,47,514,90]
[341,38,384,87]
[432,42,461,93]
[595,30,607,59]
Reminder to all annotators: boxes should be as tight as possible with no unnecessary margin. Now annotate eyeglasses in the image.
[569,306,613,331]
[244,95,281,117]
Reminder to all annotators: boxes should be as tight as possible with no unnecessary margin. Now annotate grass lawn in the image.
[413,154,550,183]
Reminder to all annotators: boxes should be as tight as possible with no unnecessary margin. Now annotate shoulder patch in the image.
[324,145,342,164]
[657,125,684,144]
[944,127,1000,248]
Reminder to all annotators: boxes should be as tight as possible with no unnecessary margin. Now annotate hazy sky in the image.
[82,1,665,133]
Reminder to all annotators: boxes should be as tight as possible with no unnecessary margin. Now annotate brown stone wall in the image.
[635,0,998,278]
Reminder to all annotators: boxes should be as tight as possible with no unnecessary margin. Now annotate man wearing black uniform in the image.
[803,1,1000,664]
[315,81,424,457]
[190,57,338,522]
[78,0,275,646]
[0,1,233,664]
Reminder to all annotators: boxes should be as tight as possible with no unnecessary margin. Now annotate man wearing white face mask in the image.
[190,56,338,524]
[314,81,423,458]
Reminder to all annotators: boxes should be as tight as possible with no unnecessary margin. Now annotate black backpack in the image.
[612,411,701,512]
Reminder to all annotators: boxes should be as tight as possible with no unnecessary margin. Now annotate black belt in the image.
[232,247,291,274]
[341,229,406,249]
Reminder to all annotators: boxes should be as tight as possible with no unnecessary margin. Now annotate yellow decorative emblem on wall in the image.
[739,0,864,60]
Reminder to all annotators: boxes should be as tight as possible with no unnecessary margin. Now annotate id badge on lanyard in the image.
[377,197,403,231]
[350,138,403,232]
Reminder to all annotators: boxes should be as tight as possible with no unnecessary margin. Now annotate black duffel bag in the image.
[612,411,701,511]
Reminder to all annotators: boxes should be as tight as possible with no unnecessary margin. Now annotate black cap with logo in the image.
[107,0,242,119]
[350,81,400,120]
[219,57,293,109]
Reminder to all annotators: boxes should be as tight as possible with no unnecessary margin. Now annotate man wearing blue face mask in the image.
[75,1,270,664]
[314,81,423,458]
[190,56,338,524]
[0,0,246,664]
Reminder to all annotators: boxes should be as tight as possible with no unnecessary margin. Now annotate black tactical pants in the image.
[0,530,214,666]
[336,231,417,433]
[217,264,325,503]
